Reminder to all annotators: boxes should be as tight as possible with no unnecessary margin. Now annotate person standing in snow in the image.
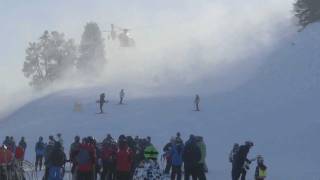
[194,94,200,111]
[163,137,175,175]
[18,137,27,150]
[44,135,56,180]
[69,136,81,180]
[196,136,207,180]
[98,93,108,113]
[8,136,16,153]
[133,139,162,180]
[233,141,254,180]
[170,138,184,180]
[100,139,117,180]
[182,135,201,180]
[116,135,133,180]
[15,143,25,166]
[120,89,125,104]
[35,136,46,171]
[47,142,66,180]
[254,155,267,180]
[230,143,240,179]
[75,138,96,180]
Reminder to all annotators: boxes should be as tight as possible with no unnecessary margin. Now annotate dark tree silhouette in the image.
[22,31,77,89]
[77,22,106,76]
[294,0,320,30]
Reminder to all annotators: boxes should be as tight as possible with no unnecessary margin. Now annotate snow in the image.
[1,24,320,180]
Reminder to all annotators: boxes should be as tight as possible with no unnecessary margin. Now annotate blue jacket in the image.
[35,141,46,156]
[170,144,184,166]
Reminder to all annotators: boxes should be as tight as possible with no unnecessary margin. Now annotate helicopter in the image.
[105,24,135,47]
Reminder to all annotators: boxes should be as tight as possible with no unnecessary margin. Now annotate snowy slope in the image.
[1,25,320,180]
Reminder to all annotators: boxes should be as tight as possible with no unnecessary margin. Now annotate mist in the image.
[0,0,295,117]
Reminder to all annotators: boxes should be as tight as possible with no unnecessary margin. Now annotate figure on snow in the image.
[194,94,200,111]
[120,89,125,104]
[97,93,108,113]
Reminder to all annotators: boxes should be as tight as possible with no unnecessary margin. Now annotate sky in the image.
[0,0,295,99]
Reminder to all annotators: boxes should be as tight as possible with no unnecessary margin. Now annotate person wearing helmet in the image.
[163,137,175,174]
[170,138,184,180]
[233,141,254,180]
[182,135,201,180]
[19,137,27,150]
[133,139,162,180]
[35,136,46,171]
[116,136,133,180]
[255,155,267,180]
[69,136,81,179]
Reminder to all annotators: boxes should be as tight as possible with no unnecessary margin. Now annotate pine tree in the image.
[22,31,77,89]
[77,22,106,76]
[294,0,320,30]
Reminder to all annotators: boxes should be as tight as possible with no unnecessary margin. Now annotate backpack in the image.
[76,148,91,165]
[48,166,63,180]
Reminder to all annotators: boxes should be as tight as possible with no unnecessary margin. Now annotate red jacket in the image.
[76,143,96,172]
[116,145,133,172]
[0,148,13,164]
[101,145,116,161]
[15,146,25,160]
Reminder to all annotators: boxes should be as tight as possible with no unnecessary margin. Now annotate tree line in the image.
[22,22,106,89]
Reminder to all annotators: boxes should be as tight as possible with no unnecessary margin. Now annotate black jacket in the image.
[234,145,250,169]
[182,140,201,168]
[49,147,66,167]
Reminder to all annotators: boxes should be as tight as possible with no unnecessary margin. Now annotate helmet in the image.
[257,155,264,163]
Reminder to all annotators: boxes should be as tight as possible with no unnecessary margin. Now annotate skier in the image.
[47,142,66,180]
[101,139,117,180]
[254,155,267,180]
[35,136,46,171]
[194,94,200,111]
[75,137,96,180]
[133,140,162,180]
[230,143,240,179]
[119,89,125,104]
[69,136,81,180]
[170,138,184,180]
[7,136,16,153]
[116,135,133,180]
[233,141,254,180]
[2,136,10,147]
[15,143,25,165]
[97,93,108,113]
[19,136,27,150]
[163,137,175,175]
[182,135,201,180]
[0,144,14,179]
[196,136,207,180]
[44,135,56,180]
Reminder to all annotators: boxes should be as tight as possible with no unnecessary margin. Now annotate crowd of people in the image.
[0,133,267,180]
[0,133,208,180]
